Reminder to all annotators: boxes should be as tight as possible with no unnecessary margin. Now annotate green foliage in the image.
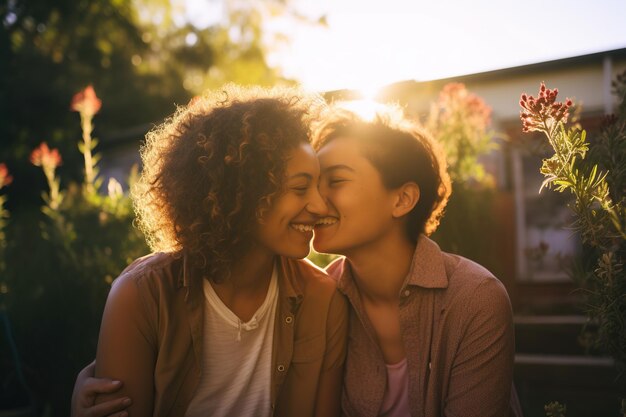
[1,95,148,415]
[1,0,297,210]
[307,250,339,269]
[545,401,567,417]
[521,77,626,372]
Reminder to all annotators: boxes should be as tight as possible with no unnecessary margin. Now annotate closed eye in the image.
[328,178,347,186]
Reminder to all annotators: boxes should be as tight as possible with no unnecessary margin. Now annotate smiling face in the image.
[253,142,327,259]
[313,136,400,256]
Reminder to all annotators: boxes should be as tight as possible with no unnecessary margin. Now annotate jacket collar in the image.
[178,252,304,306]
[276,256,307,312]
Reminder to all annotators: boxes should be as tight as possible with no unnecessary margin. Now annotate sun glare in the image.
[335,99,389,122]
[266,5,455,93]
[182,0,626,94]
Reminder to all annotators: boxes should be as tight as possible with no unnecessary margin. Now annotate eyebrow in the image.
[322,164,355,173]
[288,172,314,180]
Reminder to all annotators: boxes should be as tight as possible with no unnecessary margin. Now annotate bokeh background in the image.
[1,1,625,416]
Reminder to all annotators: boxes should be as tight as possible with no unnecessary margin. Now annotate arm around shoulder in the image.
[95,272,157,417]
[445,276,515,417]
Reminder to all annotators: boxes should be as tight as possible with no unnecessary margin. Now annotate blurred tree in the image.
[0,0,301,207]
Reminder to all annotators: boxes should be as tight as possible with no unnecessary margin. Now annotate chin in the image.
[312,239,338,255]
[286,246,311,260]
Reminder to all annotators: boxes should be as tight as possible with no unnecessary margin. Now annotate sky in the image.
[185,0,626,93]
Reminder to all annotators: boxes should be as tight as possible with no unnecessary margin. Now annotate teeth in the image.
[316,217,338,226]
[291,223,314,232]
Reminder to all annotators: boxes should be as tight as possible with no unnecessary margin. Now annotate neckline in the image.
[385,357,408,369]
[203,263,278,328]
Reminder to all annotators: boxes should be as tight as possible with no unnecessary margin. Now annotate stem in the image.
[44,166,60,210]
[81,113,95,194]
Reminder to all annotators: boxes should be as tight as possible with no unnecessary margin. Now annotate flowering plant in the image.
[520,80,625,374]
[428,83,508,281]
[427,82,495,185]
[3,85,149,415]
[30,142,63,210]
[71,85,103,196]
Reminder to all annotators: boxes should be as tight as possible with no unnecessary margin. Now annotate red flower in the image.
[519,82,571,133]
[0,163,12,188]
[70,85,102,117]
[30,142,62,169]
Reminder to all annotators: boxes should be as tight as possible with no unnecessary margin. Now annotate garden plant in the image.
[520,77,626,417]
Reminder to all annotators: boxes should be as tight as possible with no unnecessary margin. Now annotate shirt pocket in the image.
[292,333,325,363]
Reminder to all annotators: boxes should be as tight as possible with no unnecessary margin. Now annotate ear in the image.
[391,182,420,218]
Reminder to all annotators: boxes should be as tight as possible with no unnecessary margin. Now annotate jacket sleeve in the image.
[445,276,515,417]
[94,269,158,417]
[314,289,348,417]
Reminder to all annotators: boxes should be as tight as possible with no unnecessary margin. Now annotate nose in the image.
[306,187,328,216]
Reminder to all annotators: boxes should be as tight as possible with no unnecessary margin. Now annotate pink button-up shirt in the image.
[326,235,517,417]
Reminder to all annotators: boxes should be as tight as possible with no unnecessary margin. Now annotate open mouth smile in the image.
[315,217,338,227]
[290,223,315,233]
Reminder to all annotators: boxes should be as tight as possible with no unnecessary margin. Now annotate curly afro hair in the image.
[133,84,325,281]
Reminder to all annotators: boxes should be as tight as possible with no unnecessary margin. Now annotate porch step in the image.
[514,315,600,356]
[513,315,624,417]
[514,353,623,417]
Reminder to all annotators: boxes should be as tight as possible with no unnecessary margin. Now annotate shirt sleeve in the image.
[444,276,515,417]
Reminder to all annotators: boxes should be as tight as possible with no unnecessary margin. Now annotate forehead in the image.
[285,142,320,176]
[316,136,367,167]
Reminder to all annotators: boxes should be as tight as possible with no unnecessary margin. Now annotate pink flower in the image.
[30,142,62,169]
[0,163,12,188]
[437,82,492,130]
[520,82,571,133]
[70,85,102,117]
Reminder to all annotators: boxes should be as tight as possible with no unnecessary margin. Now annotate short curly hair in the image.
[311,102,451,239]
[133,84,324,281]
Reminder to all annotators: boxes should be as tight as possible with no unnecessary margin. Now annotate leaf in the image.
[539,176,557,193]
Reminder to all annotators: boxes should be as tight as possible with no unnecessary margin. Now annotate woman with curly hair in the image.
[72,85,347,417]
[310,102,517,417]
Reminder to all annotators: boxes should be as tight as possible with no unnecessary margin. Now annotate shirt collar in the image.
[404,235,448,289]
[333,234,448,294]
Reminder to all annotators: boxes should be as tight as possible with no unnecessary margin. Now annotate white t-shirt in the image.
[185,266,278,417]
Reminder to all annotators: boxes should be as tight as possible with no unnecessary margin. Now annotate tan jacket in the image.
[97,252,348,417]
[326,236,516,417]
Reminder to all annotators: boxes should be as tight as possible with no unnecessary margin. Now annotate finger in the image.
[87,397,131,417]
[82,378,123,397]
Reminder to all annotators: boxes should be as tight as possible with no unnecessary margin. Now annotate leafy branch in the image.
[520,80,626,373]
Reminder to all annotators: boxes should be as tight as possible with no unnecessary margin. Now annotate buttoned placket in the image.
[270,292,301,414]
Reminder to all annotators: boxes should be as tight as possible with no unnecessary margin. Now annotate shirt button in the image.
[285,316,293,324]
[277,364,285,372]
